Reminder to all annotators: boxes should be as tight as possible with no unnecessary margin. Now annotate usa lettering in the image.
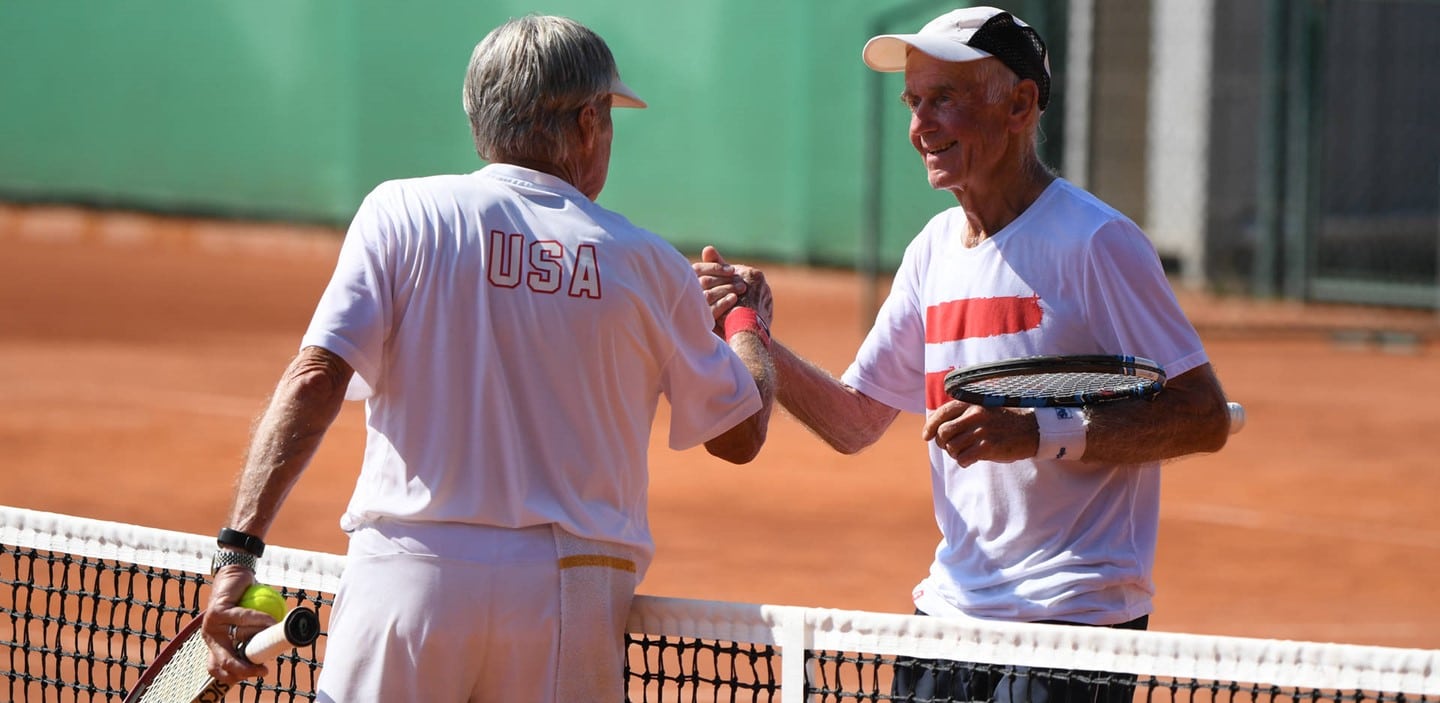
[487,230,602,299]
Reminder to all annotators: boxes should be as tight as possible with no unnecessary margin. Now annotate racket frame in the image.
[122,607,320,703]
[943,354,1166,408]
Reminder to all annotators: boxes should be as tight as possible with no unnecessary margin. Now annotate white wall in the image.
[1147,0,1214,284]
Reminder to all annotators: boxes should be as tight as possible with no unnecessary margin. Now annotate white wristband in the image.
[1035,407,1087,461]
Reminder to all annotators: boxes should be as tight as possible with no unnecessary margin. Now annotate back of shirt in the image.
[302,164,760,567]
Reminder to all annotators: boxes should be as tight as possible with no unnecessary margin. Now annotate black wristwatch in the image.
[216,527,266,557]
[210,548,258,575]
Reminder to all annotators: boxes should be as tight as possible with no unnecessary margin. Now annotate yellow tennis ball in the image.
[238,583,287,623]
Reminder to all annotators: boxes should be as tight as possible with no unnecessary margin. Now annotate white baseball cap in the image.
[862,6,1051,110]
[611,74,647,109]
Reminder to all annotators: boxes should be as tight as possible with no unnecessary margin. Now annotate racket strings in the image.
[133,634,214,701]
[961,371,1155,399]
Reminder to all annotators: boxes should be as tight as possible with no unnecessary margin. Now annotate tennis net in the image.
[5,505,1438,702]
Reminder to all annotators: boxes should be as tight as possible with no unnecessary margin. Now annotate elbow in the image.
[1199,429,1229,455]
[284,347,353,407]
[707,435,764,465]
[826,436,870,456]
[712,444,762,465]
[1197,397,1233,454]
[821,424,884,455]
[705,417,768,465]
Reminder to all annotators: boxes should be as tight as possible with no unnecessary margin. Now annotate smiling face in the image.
[901,52,1018,195]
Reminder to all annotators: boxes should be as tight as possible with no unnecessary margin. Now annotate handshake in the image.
[692,245,773,347]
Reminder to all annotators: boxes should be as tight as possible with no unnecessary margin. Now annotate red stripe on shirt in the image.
[924,370,951,411]
[924,295,1043,343]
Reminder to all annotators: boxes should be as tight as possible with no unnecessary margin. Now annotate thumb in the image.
[701,245,728,267]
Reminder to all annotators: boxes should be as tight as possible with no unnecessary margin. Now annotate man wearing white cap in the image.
[698,6,1231,701]
[200,14,777,702]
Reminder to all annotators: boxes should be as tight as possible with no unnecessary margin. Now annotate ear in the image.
[1008,79,1041,132]
[576,102,599,152]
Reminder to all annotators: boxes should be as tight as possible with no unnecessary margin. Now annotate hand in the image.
[922,402,1038,467]
[693,245,746,333]
[200,565,274,684]
[732,265,773,332]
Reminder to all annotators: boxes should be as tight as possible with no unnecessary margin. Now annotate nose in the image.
[909,108,934,145]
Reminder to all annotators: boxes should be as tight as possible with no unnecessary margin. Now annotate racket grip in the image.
[239,607,320,664]
[1227,402,1245,434]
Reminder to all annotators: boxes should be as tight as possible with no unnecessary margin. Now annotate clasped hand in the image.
[692,245,773,333]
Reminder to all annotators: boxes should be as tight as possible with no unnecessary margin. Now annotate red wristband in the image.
[723,307,770,348]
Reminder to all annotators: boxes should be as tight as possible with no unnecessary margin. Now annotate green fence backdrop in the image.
[2,0,1069,270]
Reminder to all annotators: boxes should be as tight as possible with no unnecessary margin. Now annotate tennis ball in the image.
[238,583,287,623]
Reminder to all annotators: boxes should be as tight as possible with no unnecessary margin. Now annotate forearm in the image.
[1080,364,1230,464]
[703,331,776,463]
[227,346,353,535]
[773,341,897,454]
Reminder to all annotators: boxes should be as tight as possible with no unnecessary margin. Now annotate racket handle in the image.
[1227,402,1245,434]
[239,607,321,664]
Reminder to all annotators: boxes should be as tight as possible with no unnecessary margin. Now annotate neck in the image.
[955,158,1055,245]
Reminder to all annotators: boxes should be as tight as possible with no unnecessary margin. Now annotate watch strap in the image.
[210,549,258,575]
[216,527,266,557]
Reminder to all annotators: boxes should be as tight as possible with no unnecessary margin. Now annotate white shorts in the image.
[315,520,638,703]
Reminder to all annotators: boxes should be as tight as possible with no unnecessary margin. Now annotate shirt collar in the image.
[477,163,586,200]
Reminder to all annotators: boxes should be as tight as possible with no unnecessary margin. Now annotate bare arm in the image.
[772,340,900,455]
[1081,362,1231,463]
[693,245,897,456]
[927,362,1231,466]
[703,331,775,463]
[203,345,353,683]
[227,346,354,533]
[703,254,776,463]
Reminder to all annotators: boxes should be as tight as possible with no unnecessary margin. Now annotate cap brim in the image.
[610,76,647,109]
[862,34,994,72]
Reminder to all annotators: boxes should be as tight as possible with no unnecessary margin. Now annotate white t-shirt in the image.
[302,164,761,574]
[842,178,1207,625]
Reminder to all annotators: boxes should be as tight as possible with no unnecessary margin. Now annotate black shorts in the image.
[890,611,1149,703]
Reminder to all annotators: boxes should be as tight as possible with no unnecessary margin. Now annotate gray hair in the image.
[974,57,1046,164]
[973,57,1020,106]
[462,15,617,165]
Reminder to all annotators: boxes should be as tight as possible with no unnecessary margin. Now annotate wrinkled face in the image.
[901,52,1013,194]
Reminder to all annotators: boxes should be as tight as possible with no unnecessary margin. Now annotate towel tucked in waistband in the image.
[552,526,640,703]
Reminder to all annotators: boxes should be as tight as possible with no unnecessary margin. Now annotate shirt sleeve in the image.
[659,263,762,450]
[1082,220,1208,377]
[841,237,930,415]
[300,185,396,400]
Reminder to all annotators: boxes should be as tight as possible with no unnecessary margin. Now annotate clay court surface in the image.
[4,204,1439,651]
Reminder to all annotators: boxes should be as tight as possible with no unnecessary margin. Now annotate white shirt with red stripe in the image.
[301,164,761,575]
[841,178,1207,625]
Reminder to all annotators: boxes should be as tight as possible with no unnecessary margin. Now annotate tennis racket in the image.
[123,606,320,703]
[943,355,1166,408]
[943,354,1246,434]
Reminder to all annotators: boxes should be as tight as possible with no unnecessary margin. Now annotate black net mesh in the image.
[4,509,1437,703]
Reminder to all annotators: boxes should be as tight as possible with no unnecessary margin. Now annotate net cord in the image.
[1,505,344,593]
[7,505,1439,697]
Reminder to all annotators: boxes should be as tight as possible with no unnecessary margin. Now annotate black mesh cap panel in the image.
[968,12,1051,110]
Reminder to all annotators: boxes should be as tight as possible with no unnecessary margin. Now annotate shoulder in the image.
[904,206,967,256]
[1025,180,1150,250]
[585,204,688,264]
[355,174,482,219]
[1044,180,1138,233]
[367,173,486,202]
[1024,179,1107,226]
